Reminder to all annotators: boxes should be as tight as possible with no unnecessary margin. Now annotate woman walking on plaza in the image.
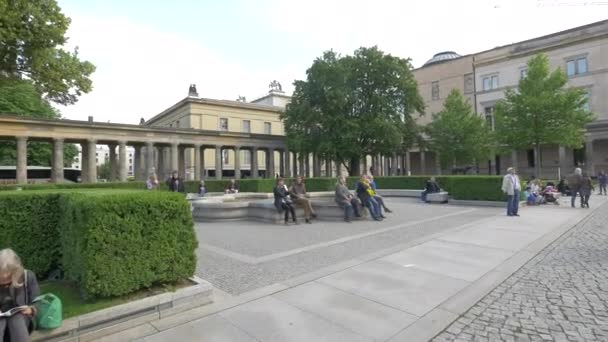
[289,176,317,224]
[580,173,594,208]
[274,178,298,225]
[0,248,41,342]
[598,171,607,196]
[335,175,361,223]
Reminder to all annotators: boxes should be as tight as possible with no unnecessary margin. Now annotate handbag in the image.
[24,271,63,330]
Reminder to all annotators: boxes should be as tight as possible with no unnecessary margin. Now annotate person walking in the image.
[580,173,594,208]
[598,171,607,196]
[335,175,361,223]
[501,167,521,216]
[274,178,297,225]
[567,168,583,208]
[289,176,317,224]
[146,174,159,190]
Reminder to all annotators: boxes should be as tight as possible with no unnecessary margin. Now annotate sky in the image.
[54,0,608,124]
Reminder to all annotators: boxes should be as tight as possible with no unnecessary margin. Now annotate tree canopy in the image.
[282,47,424,175]
[0,79,78,166]
[426,89,492,169]
[0,0,95,105]
[494,54,594,176]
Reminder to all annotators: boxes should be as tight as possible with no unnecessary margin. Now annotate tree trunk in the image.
[534,143,542,178]
[349,157,360,176]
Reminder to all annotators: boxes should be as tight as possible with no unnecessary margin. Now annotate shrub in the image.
[0,189,197,299]
[0,192,62,277]
[0,181,147,192]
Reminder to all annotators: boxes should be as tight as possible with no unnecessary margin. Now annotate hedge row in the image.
[0,176,510,201]
[0,190,197,299]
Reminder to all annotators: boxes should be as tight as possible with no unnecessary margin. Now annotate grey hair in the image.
[0,248,24,288]
[575,168,582,175]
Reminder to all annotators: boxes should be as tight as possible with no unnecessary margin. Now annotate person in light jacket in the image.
[0,248,41,341]
[335,176,361,223]
[501,167,521,217]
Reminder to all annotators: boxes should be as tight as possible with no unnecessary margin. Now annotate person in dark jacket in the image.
[421,177,441,203]
[274,178,297,225]
[580,173,594,208]
[356,175,383,221]
[567,168,583,208]
[598,171,607,196]
[166,171,185,193]
[0,248,41,341]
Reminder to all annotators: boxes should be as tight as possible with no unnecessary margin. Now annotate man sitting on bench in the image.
[421,177,441,203]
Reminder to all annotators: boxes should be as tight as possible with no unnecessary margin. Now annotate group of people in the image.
[502,166,601,216]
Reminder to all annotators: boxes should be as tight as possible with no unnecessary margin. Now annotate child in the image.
[198,180,206,197]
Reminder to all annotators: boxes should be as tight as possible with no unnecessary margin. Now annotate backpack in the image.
[24,271,63,330]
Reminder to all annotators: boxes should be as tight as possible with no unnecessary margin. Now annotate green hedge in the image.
[0,190,197,299]
[0,181,147,192]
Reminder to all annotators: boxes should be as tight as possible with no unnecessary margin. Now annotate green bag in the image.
[33,294,63,330]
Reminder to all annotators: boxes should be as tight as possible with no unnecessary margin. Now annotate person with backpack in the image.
[0,248,41,341]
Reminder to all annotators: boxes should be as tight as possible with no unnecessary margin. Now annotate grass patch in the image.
[39,279,193,319]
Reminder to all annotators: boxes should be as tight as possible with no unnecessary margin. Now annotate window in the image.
[464,73,474,94]
[484,106,495,131]
[431,81,439,100]
[220,118,228,132]
[582,90,591,111]
[520,68,528,80]
[527,149,535,167]
[129,166,132,171]
[129,159,132,164]
[242,120,251,133]
[482,75,499,91]
[264,122,271,135]
[222,150,229,164]
[243,150,251,165]
[566,57,588,77]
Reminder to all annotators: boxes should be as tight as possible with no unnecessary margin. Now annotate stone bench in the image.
[377,189,449,203]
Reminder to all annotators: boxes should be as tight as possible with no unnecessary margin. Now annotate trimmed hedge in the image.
[0,190,197,299]
[0,181,147,192]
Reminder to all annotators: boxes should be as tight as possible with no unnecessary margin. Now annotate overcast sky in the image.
[55,0,607,124]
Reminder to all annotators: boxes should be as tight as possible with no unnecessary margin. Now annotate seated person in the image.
[356,176,383,221]
[335,175,361,223]
[274,178,297,225]
[224,179,239,194]
[0,248,41,341]
[542,185,560,204]
[557,178,570,196]
[524,186,537,205]
[421,177,441,203]
[289,176,317,224]
[367,175,392,214]
[198,180,206,197]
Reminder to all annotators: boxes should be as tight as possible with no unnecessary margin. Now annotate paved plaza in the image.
[96,196,606,342]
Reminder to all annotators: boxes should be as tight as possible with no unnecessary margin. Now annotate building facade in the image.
[71,145,136,179]
[413,19,608,179]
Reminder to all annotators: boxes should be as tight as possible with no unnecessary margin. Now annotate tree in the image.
[282,47,424,175]
[97,162,111,180]
[494,54,594,177]
[0,79,78,166]
[426,89,492,170]
[0,0,95,105]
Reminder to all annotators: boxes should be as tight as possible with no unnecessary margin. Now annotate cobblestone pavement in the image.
[433,204,608,342]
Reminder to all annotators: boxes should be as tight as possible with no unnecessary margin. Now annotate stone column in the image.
[558,146,566,179]
[435,152,442,175]
[293,153,299,176]
[405,151,411,176]
[234,146,241,180]
[251,147,259,178]
[391,152,400,176]
[335,160,342,177]
[511,150,518,170]
[420,151,426,174]
[200,147,206,178]
[313,154,321,177]
[108,143,117,181]
[279,150,285,177]
[16,137,28,184]
[146,142,156,177]
[194,144,202,181]
[87,139,97,183]
[305,154,311,178]
[326,159,333,177]
[363,155,369,176]
[284,151,291,178]
[298,155,305,177]
[118,141,128,182]
[156,147,165,180]
[169,143,178,175]
[81,143,88,182]
[51,138,64,183]
[383,155,390,176]
[215,145,223,180]
[134,146,144,180]
[586,139,595,176]
[267,149,275,179]
[178,146,186,180]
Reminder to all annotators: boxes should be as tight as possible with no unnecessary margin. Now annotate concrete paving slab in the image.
[139,314,258,342]
[273,281,417,341]
[379,239,514,282]
[437,223,543,251]
[387,308,459,342]
[220,296,372,342]
[317,260,470,317]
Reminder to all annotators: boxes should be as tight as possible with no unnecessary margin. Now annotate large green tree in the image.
[494,54,594,177]
[0,79,78,166]
[282,47,424,175]
[426,89,492,170]
[0,0,95,104]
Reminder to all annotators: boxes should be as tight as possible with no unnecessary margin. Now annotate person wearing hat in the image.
[501,167,521,216]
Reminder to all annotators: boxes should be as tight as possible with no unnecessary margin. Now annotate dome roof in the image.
[423,51,462,66]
